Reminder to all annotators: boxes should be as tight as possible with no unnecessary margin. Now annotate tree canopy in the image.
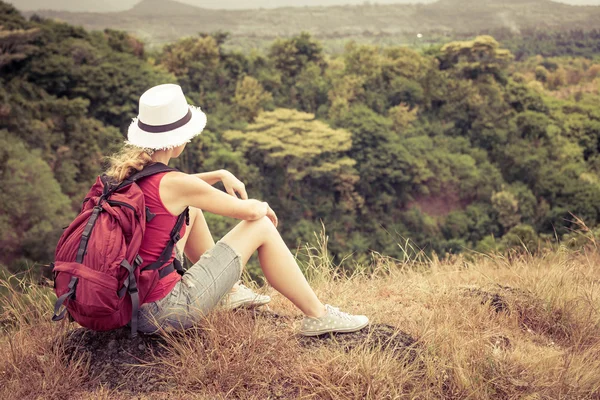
[2,1,600,274]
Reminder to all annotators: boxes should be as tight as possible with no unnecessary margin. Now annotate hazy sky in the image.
[8,0,600,12]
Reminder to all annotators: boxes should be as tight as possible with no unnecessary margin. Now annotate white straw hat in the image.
[126,84,207,150]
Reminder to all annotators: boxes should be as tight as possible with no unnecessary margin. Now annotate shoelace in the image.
[326,305,353,321]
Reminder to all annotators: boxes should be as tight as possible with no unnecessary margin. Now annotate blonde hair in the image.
[105,145,154,183]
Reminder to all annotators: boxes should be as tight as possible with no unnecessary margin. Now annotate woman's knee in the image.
[220,216,275,264]
[246,216,278,237]
[255,215,276,227]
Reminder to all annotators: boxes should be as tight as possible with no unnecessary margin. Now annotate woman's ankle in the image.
[305,304,327,319]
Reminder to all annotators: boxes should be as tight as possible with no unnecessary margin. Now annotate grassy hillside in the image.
[24,0,600,49]
[1,238,599,398]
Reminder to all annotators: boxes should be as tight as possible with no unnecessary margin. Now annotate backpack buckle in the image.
[145,207,156,223]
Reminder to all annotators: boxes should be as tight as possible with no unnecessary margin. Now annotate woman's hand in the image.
[246,201,277,227]
[221,171,248,200]
[266,205,278,228]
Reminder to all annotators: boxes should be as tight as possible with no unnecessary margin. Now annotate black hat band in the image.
[137,109,193,133]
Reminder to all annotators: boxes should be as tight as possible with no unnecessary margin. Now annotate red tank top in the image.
[138,172,185,303]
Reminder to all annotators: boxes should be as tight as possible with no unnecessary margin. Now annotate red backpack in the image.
[51,162,189,337]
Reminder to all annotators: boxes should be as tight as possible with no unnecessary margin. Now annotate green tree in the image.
[224,109,361,252]
[501,224,539,250]
[269,32,324,83]
[439,35,514,82]
[224,108,355,184]
[0,25,38,69]
[0,131,73,267]
[161,35,220,78]
[389,103,418,134]
[233,76,272,122]
[492,191,521,231]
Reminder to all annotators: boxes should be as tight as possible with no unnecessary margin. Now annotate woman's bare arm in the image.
[159,171,267,221]
[194,170,226,186]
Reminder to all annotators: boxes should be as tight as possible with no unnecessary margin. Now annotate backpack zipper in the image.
[107,200,138,217]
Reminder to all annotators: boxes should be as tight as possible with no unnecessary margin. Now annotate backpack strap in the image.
[108,162,178,194]
[124,162,177,186]
[142,207,189,275]
[76,205,103,263]
[123,163,187,337]
[121,209,187,338]
[51,276,78,321]
[119,258,140,338]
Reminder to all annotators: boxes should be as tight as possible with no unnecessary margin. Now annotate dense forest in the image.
[1,1,600,277]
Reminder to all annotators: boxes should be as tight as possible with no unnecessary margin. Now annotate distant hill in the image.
[8,0,132,12]
[21,0,600,48]
[7,0,597,12]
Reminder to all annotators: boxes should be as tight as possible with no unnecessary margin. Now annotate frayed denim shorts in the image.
[138,241,242,334]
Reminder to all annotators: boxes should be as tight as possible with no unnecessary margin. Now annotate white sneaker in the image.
[299,304,369,336]
[221,284,271,310]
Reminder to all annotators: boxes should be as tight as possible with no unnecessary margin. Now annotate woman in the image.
[108,83,368,336]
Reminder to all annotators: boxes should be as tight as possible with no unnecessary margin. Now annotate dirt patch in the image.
[58,309,416,394]
[61,327,171,393]
[460,284,536,313]
[241,307,294,327]
[297,323,418,363]
[460,284,576,344]
[242,308,418,363]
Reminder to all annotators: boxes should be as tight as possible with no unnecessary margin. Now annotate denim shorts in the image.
[138,241,242,334]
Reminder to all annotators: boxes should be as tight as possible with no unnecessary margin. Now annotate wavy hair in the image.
[105,145,154,183]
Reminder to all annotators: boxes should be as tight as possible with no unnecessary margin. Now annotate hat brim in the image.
[126,105,207,150]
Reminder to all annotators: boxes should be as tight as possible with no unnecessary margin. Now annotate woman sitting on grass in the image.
[108,83,369,336]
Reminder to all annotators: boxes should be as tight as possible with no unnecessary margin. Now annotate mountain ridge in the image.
[8,0,599,13]
[21,0,600,47]
[126,0,209,15]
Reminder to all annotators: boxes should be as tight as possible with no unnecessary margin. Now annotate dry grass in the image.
[1,239,600,399]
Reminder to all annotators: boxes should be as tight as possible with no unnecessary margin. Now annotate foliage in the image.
[0,25,38,69]
[0,131,73,265]
[2,2,600,271]
[439,35,513,82]
[488,29,600,61]
[233,76,272,122]
[223,109,360,250]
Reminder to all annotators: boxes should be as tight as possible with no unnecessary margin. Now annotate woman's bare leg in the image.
[220,217,326,318]
[178,208,243,291]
